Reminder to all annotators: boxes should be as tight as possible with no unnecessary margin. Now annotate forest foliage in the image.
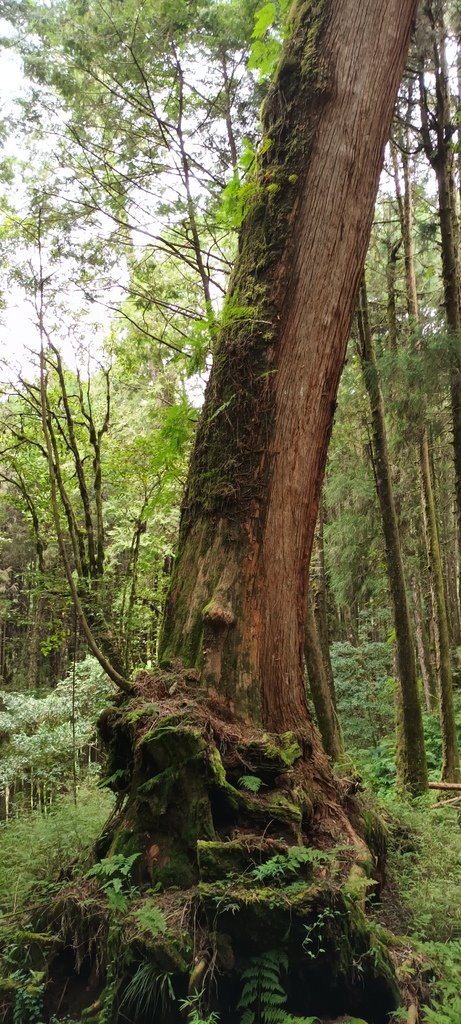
[1,0,461,1022]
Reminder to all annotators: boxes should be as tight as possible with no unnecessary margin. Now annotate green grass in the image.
[0,783,114,916]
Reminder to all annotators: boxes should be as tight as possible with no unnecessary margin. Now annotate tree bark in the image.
[304,587,342,760]
[312,497,338,708]
[161,0,418,740]
[412,576,436,713]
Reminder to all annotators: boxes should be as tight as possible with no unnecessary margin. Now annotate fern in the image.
[424,1000,461,1024]
[239,775,264,793]
[237,951,318,1024]
[85,852,140,880]
[133,903,167,937]
[97,768,128,789]
[419,940,461,1024]
[251,846,327,884]
[85,852,140,913]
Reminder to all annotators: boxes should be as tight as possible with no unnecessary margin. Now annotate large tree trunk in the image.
[161,0,418,736]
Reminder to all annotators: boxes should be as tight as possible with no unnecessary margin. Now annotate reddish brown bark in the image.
[161,0,418,736]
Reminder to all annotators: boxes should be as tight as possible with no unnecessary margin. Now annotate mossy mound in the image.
[91,677,401,1023]
[4,675,404,1024]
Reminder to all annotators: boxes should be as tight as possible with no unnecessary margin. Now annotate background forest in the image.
[1,0,461,1022]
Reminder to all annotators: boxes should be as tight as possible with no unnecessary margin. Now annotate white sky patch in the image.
[0,24,43,375]
[0,22,25,108]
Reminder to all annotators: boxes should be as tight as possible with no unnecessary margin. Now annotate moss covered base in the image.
[5,676,405,1024]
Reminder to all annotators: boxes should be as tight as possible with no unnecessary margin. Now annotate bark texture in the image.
[304,588,342,760]
[312,499,338,708]
[412,576,436,713]
[161,0,418,735]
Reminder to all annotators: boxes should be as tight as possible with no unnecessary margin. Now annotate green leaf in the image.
[252,2,276,38]
[133,904,167,937]
[248,38,282,80]
[85,852,140,880]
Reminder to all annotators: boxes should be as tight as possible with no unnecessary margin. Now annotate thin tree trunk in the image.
[446,519,461,646]
[36,216,132,695]
[412,576,436,713]
[385,237,400,352]
[357,278,427,794]
[220,51,238,170]
[175,52,216,338]
[123,517,146,672]
[420,433,460,780]
[419,11,461,625]
[26,590,41,691]
[304,588,342,760]
[396,130,459,780]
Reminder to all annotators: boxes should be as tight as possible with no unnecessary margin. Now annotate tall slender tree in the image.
[418,2,461,625]
[393,129,460,781]
[356,276,427,794]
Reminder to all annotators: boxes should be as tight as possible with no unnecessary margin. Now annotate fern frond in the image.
[239,950,293,1024]
[133,903,167,937]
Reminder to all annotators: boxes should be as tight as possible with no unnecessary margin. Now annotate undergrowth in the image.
[2,723,461,1023]
[381,796,461,942]
[0,782,114,916]
[371,792,461,1023]
[122,962,175,1020]
[420,940,461,1024]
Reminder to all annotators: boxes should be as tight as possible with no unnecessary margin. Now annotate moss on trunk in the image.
[159,0,419,734]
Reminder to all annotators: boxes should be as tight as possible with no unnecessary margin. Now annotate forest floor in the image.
[0,770,460,1024]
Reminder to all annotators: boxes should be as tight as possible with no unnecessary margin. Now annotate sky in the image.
[0,18,212,402]
[0,24,40,375]
[0,22,114,382]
